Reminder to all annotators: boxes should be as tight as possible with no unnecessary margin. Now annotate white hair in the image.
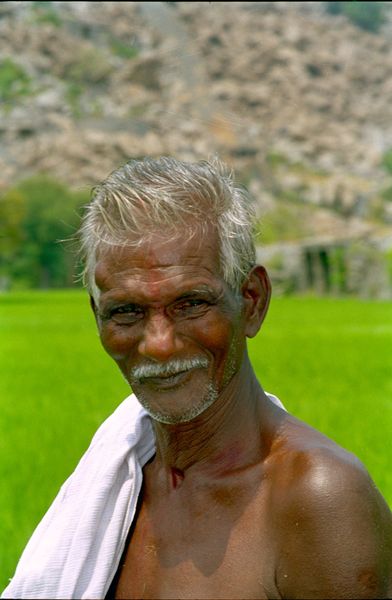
[78,156,256,297]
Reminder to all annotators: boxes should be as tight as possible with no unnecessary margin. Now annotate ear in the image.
[241,265,271,338]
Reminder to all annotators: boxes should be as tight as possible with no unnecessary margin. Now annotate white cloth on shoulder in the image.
[2,392,284,600]
[2,395,155,600]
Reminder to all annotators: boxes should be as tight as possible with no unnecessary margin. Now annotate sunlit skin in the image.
[91,229,392,600]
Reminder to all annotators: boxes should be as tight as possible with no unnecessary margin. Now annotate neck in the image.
[151,354,267,482]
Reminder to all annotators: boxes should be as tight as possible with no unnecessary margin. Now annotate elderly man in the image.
[3,157,392,599]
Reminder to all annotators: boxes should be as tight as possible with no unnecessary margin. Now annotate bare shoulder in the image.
[265,413,392,599]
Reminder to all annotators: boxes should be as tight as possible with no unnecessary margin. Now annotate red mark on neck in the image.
[211,443,243,475]
[171,467,185,489]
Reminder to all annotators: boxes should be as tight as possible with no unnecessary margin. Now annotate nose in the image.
[138,310,184,361]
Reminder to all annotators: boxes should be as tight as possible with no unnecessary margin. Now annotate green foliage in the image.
[0,59,31,104]
[31,1,62,27]
[65,82,84,118]
[381,149,392,175]
[385,248,392,284]
[110,37,139,60]
[0,175,89,289]
[265,150,290,168]
[0,189,26,257]
[325,2,388,33]
[381,185,392,202]
[329,246,347,293]
[256,203,309,245]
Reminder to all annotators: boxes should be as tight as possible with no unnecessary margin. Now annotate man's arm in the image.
[275,447,392,599]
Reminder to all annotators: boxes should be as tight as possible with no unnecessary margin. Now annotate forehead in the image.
[94,228,224,301]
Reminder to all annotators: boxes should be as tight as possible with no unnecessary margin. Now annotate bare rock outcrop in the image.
[1,0,392,239]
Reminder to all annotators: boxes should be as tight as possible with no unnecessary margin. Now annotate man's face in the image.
[92,229,250,424]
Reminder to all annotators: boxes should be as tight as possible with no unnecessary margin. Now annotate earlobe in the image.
[242,266,271,338]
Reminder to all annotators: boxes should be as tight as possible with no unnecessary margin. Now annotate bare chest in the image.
[111,481,278,599]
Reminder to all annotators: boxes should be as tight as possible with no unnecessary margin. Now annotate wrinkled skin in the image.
[91,229,392,599]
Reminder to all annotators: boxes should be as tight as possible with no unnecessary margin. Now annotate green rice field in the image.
[1,290,391,588]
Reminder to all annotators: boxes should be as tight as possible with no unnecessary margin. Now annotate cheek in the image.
[193,315,245,389]
[99,324,136,361]
[197,322,231,352]
[190,312,243,359]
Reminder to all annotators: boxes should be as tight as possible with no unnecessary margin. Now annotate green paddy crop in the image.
[1,290,391,588]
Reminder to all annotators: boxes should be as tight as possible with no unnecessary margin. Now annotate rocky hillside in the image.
[1,1,392,243]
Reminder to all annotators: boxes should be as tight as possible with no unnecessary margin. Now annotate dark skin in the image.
[91,229,392,599]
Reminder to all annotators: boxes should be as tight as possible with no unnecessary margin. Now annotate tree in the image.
[0,175,89,289]
[325,2,388,33]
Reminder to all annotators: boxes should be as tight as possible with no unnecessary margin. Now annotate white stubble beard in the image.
[128,355,219,425]
[136,380,219,425]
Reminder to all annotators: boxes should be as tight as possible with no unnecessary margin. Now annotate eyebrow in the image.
[175,287,216,300]
[99,285,218,310]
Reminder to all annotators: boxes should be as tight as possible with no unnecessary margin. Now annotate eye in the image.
[109,305,144,324]
[171,298,209,317]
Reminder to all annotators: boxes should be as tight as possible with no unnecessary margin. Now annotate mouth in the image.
[130,356,210,392]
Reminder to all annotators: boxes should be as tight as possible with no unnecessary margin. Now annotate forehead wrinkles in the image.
[94,228,224,299]
[95,224,221,270]
[95,262,218,289]
[95,264,225,307]
[125,268,213,303]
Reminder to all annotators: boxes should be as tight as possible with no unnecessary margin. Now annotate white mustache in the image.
[130,356,209,381]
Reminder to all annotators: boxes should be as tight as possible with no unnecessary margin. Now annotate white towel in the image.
[2,392,284,600]
[2,394,155,600]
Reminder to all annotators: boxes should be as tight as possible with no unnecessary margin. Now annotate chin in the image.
[135,382,219,425]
